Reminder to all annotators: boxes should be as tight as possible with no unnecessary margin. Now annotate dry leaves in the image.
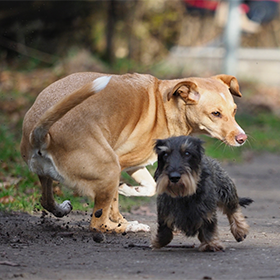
[0,177,21,189]
[0,177,21,204]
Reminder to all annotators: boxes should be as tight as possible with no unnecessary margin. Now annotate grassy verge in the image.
[1,112,280,214]
[203,113,280,160]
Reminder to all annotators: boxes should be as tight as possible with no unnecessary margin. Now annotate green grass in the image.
[202,113,280,160]
[0,124,40,212]
[1,112,280,214]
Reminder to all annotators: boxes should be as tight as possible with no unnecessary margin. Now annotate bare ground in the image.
[1,153,280,280]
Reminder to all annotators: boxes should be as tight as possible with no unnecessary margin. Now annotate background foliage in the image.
[1,0,280,70]
[1,0,280,213]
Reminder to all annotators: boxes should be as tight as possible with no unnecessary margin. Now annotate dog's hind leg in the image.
[218,197,249,242]
[39,175,72,217]
[119,167,156,197]
[109,189,127,224]
[91,192,150,233]
[151,220,174,249]
[89,173,150,233]
[208,157,250,242]
[198,214,225,252]
[85,157,128,233]
[226,207,249,242]
[215,180,250,242]
[90,189,127,233]
[108,189,150,233]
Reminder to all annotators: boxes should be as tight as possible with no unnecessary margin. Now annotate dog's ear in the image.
[154,139,162,154]
[213,74,242,97]
[196,138,205,157]
[154,139,170,181]
[154,163,161,181]
[188,137,205,160]
[154,139,169,155]
[154,139,166,181]
[168,81,200,105]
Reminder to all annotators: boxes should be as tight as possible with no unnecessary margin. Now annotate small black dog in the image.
[151,136,253,252]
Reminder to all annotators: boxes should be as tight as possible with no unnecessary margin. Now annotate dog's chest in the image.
[118,143,158,168]
[158,192,217,237]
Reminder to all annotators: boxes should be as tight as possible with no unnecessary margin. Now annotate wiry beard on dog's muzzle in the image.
[156,169,199,198]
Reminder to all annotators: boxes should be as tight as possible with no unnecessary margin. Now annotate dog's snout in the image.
[169,172,181,183]
[235,133,247,145]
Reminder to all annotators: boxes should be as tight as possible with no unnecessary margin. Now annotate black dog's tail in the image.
[239,197,254,208]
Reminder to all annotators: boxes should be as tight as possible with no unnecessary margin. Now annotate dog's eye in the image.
[211,111,221,118]
[163,152,169,159]
[185,151,190,157]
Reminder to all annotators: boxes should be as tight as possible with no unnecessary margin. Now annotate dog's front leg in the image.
[119,167,156,197]
[198,215,225,252]
[151,219,174,249]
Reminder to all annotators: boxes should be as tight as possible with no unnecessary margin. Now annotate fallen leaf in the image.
[0,195,15,204]
[0,177,21,189]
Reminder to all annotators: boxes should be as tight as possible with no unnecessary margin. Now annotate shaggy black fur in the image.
[152,135,253,251]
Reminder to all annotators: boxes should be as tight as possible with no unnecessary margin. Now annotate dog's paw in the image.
[231,221,249,242]
[228,210,249,242]
[138,180,156,196]
[53,200,73,218]
[125,221,150,233]
[118,183,135,196]
[151,239,162,250]
[119,183,155,197]
[60,200,73,213]
[232,231,248,242]
[199,241,225,252]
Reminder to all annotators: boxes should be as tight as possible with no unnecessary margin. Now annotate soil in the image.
[1,153,280,280]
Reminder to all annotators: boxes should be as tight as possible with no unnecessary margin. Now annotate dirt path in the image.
[1,153,280,280]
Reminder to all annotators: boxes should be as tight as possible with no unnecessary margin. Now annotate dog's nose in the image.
[169,172,181,183]
[235,133,247,145]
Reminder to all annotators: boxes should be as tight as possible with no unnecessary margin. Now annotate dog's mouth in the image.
[156,173,198,198]
[199,125,247,147]
[222,132,247,147]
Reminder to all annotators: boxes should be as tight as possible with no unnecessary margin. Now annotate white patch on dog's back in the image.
[219,92,226,101]
[91,76,112,92]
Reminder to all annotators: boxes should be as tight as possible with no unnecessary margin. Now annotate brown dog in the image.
[20,72,247,233]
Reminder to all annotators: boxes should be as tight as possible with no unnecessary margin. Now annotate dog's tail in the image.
[239,197,254,208]
[30,76,111,150]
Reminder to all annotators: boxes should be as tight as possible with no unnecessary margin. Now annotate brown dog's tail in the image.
[30,76,111,150]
